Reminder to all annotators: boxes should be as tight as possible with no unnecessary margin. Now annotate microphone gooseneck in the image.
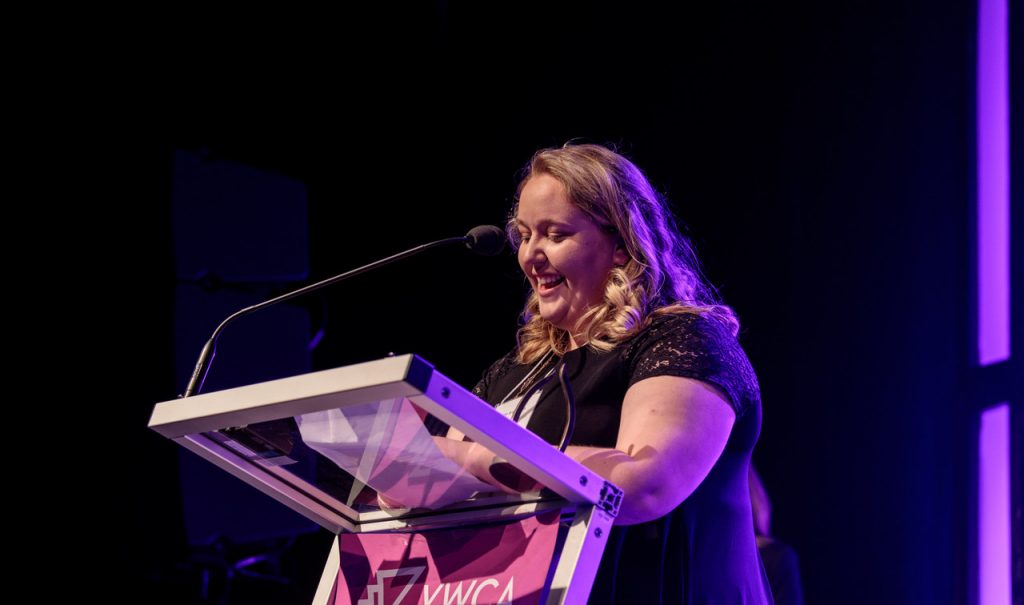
[182,225,507,398]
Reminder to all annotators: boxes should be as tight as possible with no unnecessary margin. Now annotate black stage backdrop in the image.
[59,1,983,603]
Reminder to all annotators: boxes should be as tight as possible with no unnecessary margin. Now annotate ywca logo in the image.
[356,566,516,605]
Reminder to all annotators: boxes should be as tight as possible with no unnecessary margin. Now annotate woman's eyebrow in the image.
[514,218,574,229]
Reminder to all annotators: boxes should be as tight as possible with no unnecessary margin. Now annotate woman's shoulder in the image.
[628,308,737,348]
[621,309,739,371]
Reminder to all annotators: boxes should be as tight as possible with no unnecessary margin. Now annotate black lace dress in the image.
[472,312,774,605]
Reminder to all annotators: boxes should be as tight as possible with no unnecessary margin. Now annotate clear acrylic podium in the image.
[149,354,622,604]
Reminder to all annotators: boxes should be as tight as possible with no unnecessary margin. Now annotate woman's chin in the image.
[539,311,574,334]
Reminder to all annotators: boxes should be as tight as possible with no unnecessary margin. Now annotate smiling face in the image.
[515,174,629,345]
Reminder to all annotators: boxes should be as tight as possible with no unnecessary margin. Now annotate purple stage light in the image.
[976,0,1010,367]
[979,403,1011,605]
[975,0,1011,603]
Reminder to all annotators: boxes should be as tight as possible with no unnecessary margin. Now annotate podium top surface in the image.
[149,354,620,533]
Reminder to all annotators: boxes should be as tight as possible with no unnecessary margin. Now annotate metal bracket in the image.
[598,481,623,517]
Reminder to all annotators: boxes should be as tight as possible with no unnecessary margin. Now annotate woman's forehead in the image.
[516,193,588,225]
[514,207,593,229]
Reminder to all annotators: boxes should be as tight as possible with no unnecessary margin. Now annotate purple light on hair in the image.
[977,0,1010,366]
[978,403,1011,605]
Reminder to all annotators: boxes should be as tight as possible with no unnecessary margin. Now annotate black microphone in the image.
[182,225,508,398]
[464,225,507,256]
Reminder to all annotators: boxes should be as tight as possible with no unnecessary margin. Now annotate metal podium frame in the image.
[149,354,622,604]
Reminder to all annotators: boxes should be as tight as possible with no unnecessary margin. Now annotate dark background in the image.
[58,1,1013,603]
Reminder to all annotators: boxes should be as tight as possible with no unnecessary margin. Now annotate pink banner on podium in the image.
[332,510,560,605]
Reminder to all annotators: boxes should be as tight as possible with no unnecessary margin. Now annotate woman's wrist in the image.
[432,436,522,493]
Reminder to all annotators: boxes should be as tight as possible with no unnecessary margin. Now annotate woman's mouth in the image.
[537,275,566,294]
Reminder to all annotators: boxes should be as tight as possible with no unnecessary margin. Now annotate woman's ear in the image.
[613,243,629,267]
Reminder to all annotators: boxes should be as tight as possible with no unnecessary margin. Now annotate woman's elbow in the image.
[615,482,693,525]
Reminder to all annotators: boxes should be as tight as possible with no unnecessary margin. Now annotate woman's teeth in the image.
[538,276,566,290]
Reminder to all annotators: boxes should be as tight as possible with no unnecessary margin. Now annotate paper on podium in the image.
[297,397,494,510]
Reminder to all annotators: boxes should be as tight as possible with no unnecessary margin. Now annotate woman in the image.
[452,143,772,604]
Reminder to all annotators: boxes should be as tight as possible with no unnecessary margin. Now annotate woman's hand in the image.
[432,436,537,494]
[373,490,411,514]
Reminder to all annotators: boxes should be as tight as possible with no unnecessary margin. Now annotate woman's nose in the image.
[520,239,544,260]
[521,238,547,264]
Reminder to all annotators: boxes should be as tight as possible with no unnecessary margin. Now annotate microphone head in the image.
[465,225,507,256]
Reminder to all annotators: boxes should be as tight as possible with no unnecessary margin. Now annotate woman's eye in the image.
[548,233,566,242]
[518,233,531,243]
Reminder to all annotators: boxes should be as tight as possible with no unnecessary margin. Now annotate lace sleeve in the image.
[626,312,760,419]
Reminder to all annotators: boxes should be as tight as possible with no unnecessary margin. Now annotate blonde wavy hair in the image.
[509,143,738,363]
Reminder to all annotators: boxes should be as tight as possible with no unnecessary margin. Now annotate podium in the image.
[149,354,622,604]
